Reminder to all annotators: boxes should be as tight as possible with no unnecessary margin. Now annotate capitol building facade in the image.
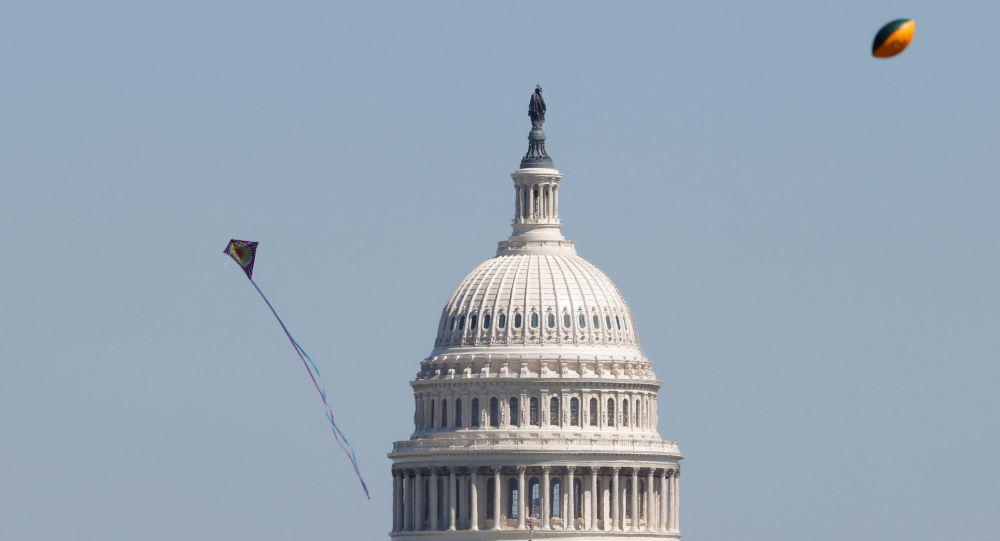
[388,89,683,540]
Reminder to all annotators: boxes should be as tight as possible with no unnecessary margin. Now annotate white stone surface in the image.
[389,162,683,539]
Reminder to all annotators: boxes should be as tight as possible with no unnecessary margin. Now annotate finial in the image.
[521,84,553,169]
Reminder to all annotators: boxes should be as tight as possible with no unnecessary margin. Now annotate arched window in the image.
[489,398,499,427]
[455,398,462,427]
[547,313,556,328]
[549,397,560,426]
[529,397,539,426]
[486,477,495,518]
[550,478,561,518]
[471,398,480,427]
[606,315,612,329]
[498,313,507,329]
[430,400,435,428]
[441,399,448,428]
[528,478,541,518]
[623,318,628,330]
[589,398,598,426]
[509,397,519,427]
[635,399,641,428]
[622,399,629,427]
[570,397,580,426]
[530,312,539,328]
[470,313,478,330]
[514,313,522,329]
[578,313,586,328]
[563,313,571,327]
[450,316,456,330]
[607,398,615,427]
[616,315,621,329]
[593,314,600,329]
[508,478,520,518]
[483,313,492,329]
[458,315,465,329]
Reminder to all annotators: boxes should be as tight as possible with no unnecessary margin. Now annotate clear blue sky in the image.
[2,1,998,540]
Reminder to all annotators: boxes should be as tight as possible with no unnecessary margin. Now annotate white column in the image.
[645,469,654,531]
[660,470,668,531]
[414,470,424,531]
[392,469,402,531]
[611,468,620,531]
[448,467,457,530]
[631,469,639,532]
[430,470,439,531]
[553,185,559,218]
[391,469,398,531]
[459,473,468,528]
[542,466,551,530]
[566,467,576,530]
[492,467,502,530]
[402,470,412,531]
[673,469,681,532]
[651,472,659,531]
[590,467,598,531]
[517,466,526,530]
[470,469,480,531]
[519,393,527,426]
[620,472,628,530]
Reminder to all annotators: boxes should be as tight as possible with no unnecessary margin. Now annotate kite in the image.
[223,239,370,499]
[872,19,915,58]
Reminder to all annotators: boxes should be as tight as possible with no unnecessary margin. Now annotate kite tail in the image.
[248,278,371,499]
[292,338,370,499]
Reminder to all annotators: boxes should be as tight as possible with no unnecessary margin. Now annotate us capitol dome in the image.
[389,86,683,540]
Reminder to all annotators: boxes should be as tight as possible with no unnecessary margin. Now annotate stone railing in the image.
[390,436,681,456]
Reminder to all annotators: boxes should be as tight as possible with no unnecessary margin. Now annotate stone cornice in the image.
[389,436,682,459]
[415,353,658,382]
[410,378,663,392]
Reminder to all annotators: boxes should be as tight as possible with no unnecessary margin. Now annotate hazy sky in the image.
[2,1,998,540]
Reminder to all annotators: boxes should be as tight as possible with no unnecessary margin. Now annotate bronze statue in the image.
[521,84,553,168]
[529,85,546,129]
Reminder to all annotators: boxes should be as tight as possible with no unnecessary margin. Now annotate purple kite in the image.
[223,239,370,499]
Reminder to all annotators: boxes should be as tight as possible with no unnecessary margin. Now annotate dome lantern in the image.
[500,85,575,256]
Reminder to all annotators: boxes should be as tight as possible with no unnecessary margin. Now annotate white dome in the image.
[433,253,639,350]
[390,112,682,539]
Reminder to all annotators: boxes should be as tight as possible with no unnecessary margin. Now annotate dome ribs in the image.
[432,255,643,352]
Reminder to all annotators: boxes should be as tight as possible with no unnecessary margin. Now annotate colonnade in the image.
[391,465,679,534]
[514,182,559,223]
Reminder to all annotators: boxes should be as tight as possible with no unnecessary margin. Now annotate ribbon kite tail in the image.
[246,277,371,499]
